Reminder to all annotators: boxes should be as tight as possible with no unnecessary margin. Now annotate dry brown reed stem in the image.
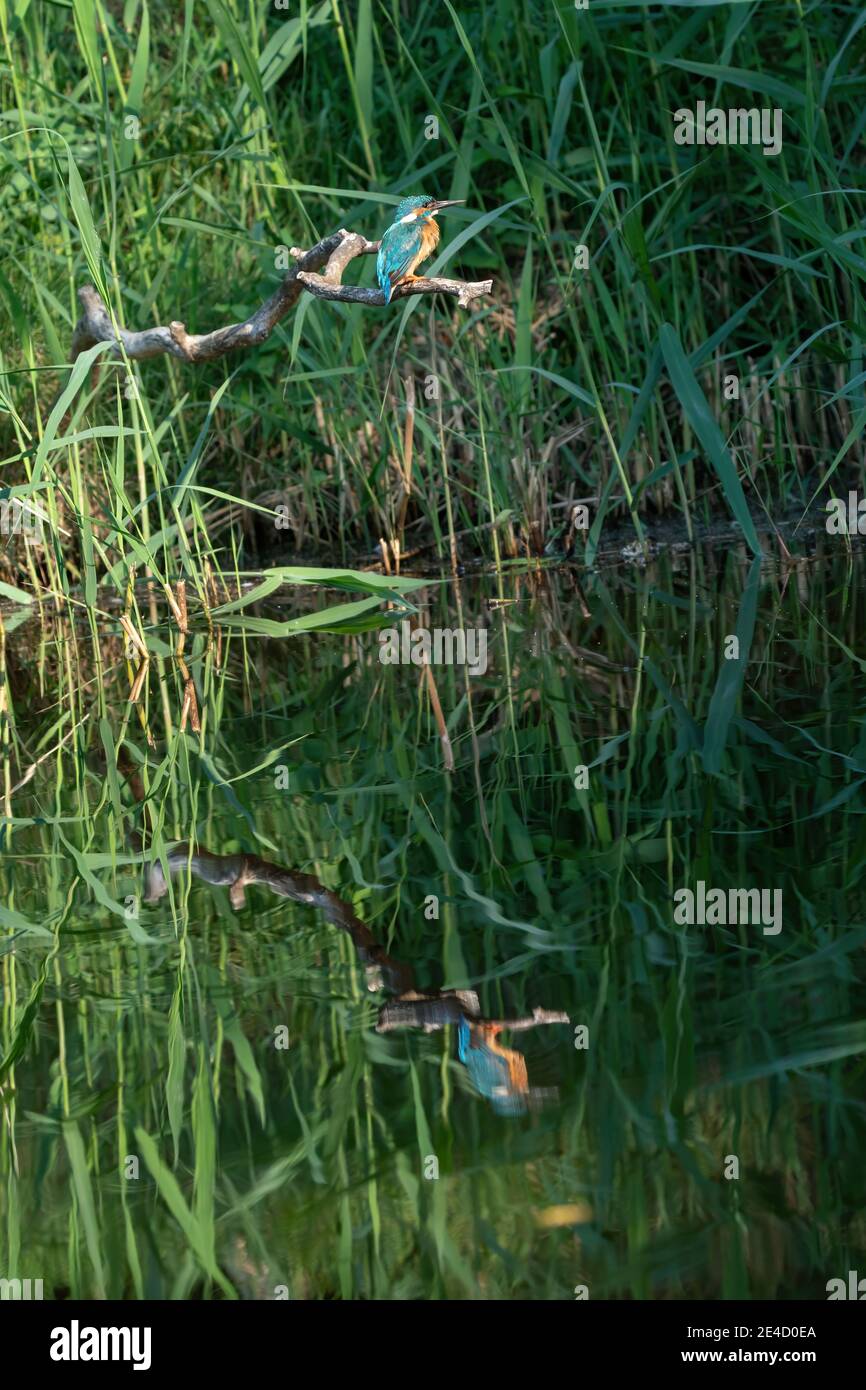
[165,580,200,735]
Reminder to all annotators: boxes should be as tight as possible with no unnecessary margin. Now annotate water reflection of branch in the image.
[136,837,568,1113]
[138,839,414,994]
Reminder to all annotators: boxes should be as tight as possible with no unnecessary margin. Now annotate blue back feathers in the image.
[377,196,438,303]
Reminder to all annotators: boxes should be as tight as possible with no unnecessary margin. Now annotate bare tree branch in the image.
[70,228,493,365]
[296,267,493,310]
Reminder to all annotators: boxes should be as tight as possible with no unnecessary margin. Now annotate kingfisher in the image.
[376,194,464,304]
[458,1017,533,1117]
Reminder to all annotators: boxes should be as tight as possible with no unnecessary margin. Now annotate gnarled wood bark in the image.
[71,229,493,365]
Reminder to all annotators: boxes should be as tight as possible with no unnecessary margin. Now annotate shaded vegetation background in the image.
[1,0,865,582]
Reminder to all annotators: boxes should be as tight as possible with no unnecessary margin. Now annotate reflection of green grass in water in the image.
[1,553,865,1298]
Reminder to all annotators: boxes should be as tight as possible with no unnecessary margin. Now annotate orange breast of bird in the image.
[483,1028,529,1093]
[413,216,441,271]
[504,1046,528,1092]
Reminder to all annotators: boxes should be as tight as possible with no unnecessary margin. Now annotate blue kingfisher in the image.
[376,194,464,304]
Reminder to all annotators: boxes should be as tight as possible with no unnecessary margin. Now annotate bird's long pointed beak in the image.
[429,199,465,212]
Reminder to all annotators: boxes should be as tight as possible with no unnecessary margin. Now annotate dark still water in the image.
[1,543,864,1299]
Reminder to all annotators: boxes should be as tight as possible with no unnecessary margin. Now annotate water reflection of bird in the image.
[379,994,568,1115]
[376,195,464,304]
[458,1018,530,1116]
